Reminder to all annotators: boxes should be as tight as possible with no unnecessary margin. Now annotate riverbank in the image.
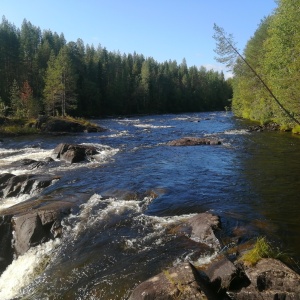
[0,116,105,137]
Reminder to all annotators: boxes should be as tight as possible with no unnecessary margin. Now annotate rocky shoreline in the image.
[129,213,300,299]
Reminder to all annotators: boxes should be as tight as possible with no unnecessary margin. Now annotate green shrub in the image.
[280,124,292,131]
[292,125,300,134]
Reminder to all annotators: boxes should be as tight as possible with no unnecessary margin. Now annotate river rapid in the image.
[0,112,300,299]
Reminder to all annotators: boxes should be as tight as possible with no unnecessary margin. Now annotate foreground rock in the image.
[130,212,225,299]
[129,213,300,299]
[168,137,221,146]
[129,262,224,300]
[229,258,300,299]
[51,143,99,163]
[0,173,59,198]
[0,193,89,274]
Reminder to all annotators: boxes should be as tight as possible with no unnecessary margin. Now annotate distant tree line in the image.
[230,0,300,129]
[0,16,232,118]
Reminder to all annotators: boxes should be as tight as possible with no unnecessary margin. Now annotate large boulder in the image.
[176,213,221,250]
[0,197,78,274]
[51,143,99,163]
[199,255,250,293]
[129,262,225,300]
[167,137,221,146]
[229,258,300,299]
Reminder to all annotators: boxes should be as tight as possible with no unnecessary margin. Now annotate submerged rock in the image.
[51,143,99,163]
[167,137,221,146]
[10,157,55,170]
[0,173,59,198]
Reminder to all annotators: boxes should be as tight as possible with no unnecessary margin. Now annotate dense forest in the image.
[0,16,232,119]
[231,0,300,131]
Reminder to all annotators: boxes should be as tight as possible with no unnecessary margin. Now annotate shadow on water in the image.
[240,131,300,257]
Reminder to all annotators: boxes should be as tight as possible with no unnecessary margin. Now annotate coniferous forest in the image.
[231,0,300,131]
[0,16,232,119]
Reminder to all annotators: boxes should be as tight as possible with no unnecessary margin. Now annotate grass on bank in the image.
[0,117,39,136]
[0,115,99,137]
[240,237,287,266]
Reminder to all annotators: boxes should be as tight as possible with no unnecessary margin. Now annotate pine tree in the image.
[43,47,77,116]
[43,51,61,116]
[10,79,25,118]
[56,46,77,116]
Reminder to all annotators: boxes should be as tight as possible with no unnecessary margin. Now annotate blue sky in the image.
[2,0,277,76]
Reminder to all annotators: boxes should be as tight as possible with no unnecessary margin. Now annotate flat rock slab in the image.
[129,262,209,300]
[167,137,221,146]
[184,213,221,250]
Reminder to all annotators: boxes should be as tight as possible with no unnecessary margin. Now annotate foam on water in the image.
[0,192,220,298]
[69,194,152,238]
[171,116,190,121]
[224,129,250,135]
[0,239,61,300]
[117,118,140,124]
[66,194,197,250]
[0,148,52,169]
[134,124,173,129]
[101,130,131,138]
[0,194,37,210]
[0,144,119,211]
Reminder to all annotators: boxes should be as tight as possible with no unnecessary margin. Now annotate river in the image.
[0,111,300,299]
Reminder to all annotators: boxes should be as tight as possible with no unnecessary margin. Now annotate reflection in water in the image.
[242,132,300,255]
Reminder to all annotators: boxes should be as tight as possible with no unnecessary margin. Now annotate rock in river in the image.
[51,143,99,163]
[0,195,82,274]
[167,137,221,146]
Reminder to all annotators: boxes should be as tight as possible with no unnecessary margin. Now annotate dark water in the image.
[1,112,300,299]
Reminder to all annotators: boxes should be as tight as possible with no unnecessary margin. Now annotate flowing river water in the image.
[0,112,300,299]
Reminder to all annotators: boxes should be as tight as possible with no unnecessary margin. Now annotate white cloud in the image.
[202,64,233,79]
